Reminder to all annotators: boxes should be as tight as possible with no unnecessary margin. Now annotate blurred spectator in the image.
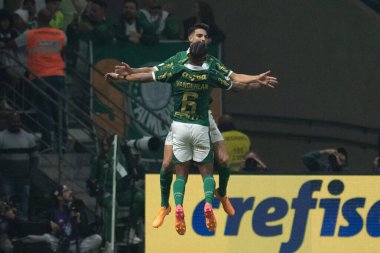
[0,199,53,252]
[67,0,113,46]
[8,8,68,151]
[241,150,268,173]
[113,0,158,45]
[23,0,38,28]
[24,185,102,253]
[218,114,251,173]
[89,134,144,246]
[0,112,39,220]
[59,0,87,31]
[139,0,180,39]
[46,0,64,29]
[4,0,23,13]
[0,9,19,110]
[35,0,47,13]
[12,8,29,34]
[0,9,17,42]
[0,201,13,253]
[373,156,380,173]
[303,148,349,172]
[183,0,225,44]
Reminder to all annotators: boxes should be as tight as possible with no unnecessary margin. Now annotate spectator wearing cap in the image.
[303,147,349,172]
[25,185,102,253]
[0,112,39,220]
[12,8,29,34]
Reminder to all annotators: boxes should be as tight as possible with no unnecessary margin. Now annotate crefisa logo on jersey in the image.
[192,179,380,252]
[128,62,174,138]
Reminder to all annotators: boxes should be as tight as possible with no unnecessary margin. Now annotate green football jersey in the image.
[156,50,233,77]
[154,64,232,126]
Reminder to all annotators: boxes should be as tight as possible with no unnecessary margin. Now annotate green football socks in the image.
[173,176,187,206]
[203,175,216,204]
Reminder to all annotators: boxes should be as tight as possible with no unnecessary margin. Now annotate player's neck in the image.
[189,58,203,66]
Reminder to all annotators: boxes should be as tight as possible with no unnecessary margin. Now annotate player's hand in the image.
[115,62,133,75]
[104,72,120,80]
[50,221,60,233]
[257,70,278,88]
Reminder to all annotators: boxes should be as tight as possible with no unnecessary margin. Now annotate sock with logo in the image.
[217,165,230,197]
[173,176,187,206]
[160,168,173,208]
[203,175,216,204]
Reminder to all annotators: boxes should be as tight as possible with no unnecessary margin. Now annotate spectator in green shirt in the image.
[139,0,180,40]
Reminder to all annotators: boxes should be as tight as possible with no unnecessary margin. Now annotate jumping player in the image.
[111,23,278,228]
[106,41,235,235]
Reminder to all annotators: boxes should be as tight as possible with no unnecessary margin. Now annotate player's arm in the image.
[114,53,178,75]
[114,62,156,76]
[104,72,154,82]
[209,70,233,90]
[230,71,278,88]
[105,66,176,83]
[211,56,278,88]
[231,82,261,91]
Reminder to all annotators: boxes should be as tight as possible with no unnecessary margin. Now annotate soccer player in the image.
[106,41,234,235]
[112,23,278,228]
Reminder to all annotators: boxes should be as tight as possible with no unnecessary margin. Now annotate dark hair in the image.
[91,0,107,8]
[125,0,138,8]
[189,41,207,59]
[187,22,209,37]
[218,114,236,132]
[337,147,348,158]
[37,8,52,25]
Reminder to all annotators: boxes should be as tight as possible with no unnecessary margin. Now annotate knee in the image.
[217,154,229,167]
[161,160,173,171]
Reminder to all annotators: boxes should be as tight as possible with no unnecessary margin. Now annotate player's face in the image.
[188,28,209,44]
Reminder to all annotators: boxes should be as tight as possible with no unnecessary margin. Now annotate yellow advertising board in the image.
[146,174,380,253]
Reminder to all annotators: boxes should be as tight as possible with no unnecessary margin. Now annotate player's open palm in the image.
[258,70,278,88]
[115,62,133,76]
